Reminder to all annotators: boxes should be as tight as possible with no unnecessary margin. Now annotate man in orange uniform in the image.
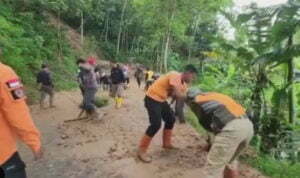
[137,65,197,163]
[0,49,43,178]
[185,88,254,178]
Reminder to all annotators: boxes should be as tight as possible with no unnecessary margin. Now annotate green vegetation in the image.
[242,155,300,178]
[0,1,79,103]
[94,96,109,108]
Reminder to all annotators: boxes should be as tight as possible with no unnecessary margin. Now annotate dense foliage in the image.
[0,1,80,102]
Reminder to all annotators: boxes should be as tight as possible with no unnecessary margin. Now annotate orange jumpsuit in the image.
[0,63,41,165]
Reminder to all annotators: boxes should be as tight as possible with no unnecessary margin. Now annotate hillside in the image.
[0,2,106,103]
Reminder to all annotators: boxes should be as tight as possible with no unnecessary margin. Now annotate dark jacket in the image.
[78,66,97,89]
[111,67,125,84]
[37,70,53,87]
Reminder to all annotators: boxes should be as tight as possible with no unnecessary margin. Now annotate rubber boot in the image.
[49,94,55,108]
[115,97,119,109]
[163,129,177,149]
[116,97,123,108]
[118,97,124,108]
[137,135,152,163]
[224,166,239,178]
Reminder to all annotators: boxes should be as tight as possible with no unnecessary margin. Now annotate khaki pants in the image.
[111,84,123,98]
[40,85,54,106]
[204,118,254,178]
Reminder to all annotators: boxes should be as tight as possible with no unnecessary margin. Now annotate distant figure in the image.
[122,64,130,88]
[37,64,55,109]
[0,59,43,178]
[134,67,144,88]
[99,71,111,91]
[78,58,99,119]
[111,63,125,108]
[76,58,86,97]
[144,68,154,91]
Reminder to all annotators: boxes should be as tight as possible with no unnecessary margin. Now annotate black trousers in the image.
[136,77,141,88]
[0,152,27,178]
[144,81,153,91]
[144,96,175,137]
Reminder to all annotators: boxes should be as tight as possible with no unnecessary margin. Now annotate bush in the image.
[243,155,300,178]
[0,2,79,103]
[94,96,109,108]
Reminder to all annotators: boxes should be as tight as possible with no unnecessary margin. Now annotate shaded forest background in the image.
[0,0,300,177]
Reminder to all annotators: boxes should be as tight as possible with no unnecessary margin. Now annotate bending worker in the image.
[78,58,99,119]
[137,65,197,163]
[185,88,254,178]
[0,62,43,178]
[111,63,125,109]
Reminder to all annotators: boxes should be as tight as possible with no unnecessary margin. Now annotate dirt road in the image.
[19,82,265,178]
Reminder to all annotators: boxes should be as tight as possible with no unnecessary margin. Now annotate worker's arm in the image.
[0,69,42,159]
[175,98,185,122]
[169,74,187,100]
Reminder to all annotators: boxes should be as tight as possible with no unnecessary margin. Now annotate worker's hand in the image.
[33,147,44,161]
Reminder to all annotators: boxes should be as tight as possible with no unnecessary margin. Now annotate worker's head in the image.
[187,87,203,101]
[76,58,86,66]
[42,64,49,71]
[182,64,198,84]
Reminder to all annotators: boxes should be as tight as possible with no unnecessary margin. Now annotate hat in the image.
[187,87,203,99]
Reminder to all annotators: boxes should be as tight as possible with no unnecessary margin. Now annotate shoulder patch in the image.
[5,79,26,100]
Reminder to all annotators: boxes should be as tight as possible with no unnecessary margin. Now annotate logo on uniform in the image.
[6,79,25,100]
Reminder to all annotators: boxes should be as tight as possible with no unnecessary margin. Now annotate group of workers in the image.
[0,45,253,178]
[137,64,254,178]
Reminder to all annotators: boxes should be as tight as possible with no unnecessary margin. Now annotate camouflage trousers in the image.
[110,84,123,98]
[40,85,54,106]
[204,118,254,178]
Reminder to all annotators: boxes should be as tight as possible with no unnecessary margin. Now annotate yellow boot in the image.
[116,97,122,109]
[115,97,119,108]
[119,97,124,107]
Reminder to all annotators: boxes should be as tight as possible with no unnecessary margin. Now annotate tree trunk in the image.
[80,11,84,46]
[57,10,62,60]
[163,32,170,73]
[163,8,175,73]
[287,36,296,124]
[105,16,109,42]
[160,38,165,73]
[116,0,128,55]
